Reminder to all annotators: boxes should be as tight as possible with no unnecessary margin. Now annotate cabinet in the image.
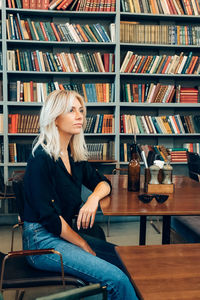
[1,1,200,193]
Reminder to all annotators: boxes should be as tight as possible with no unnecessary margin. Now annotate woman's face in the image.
[55,97,84,137]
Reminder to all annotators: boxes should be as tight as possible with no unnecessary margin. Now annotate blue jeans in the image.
[23,222,138,300]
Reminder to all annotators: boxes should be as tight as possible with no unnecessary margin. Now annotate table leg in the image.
[162,216,171,244]
[139,216,147,245]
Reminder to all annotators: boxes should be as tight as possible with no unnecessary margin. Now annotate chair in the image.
[0,170,15,199]
[187,152,200,182]
[35,284,107,300]
[0,172,87,300]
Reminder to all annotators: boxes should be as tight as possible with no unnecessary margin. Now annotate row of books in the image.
[120,23,200,45]
[8,114,39,133]
[8,81,115,103]
[7,50,115,73]
[183,142,200,154]
[169,148,188,162]
[7,14,114,43]
[121,0,200,15]
[48,0,116,11]
[120,51,200,75]
[85,114,114,133]
[120,143,171,162]
[9,143,32,162]
[8,141,115,162]
[121,83,200,103]
[121,83,175,103]
[7,0,49,9]
[7,0,116,11]
[120,114,200,134]
[87,141,115,160]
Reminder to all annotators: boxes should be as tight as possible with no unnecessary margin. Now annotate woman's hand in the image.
[77,196,99,230]
[80,240,96,256]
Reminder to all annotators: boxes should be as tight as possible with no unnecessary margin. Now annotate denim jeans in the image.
[23,222,138,300]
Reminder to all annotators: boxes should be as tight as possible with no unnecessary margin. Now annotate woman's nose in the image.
[75,110,82,118]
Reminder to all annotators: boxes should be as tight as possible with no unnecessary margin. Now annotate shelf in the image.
[121,43,200,49]
[120,103,200,108]
[120,73,200,78]
[7,40,116,48]
[8,71,116,76]
[6,8,116,18]
[120,12,200,21]
[120,133,200,137]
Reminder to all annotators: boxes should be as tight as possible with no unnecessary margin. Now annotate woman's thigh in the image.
[23,222,125,283]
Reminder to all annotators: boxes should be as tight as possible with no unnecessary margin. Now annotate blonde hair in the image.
[32,90,88,162]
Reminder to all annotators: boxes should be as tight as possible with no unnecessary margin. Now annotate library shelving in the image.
[1,0,200,201]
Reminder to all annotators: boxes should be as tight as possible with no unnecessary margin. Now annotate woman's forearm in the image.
[77,181,111,230]
[88,181,111,202]
[59,216,95,255]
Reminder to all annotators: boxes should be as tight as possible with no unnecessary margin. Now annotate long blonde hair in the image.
[32,90,88,162]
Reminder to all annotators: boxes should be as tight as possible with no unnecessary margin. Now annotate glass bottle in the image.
[128,143,140,192]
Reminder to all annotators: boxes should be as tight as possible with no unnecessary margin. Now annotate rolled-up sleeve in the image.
[82,161,112,192]
[24,154,62,236]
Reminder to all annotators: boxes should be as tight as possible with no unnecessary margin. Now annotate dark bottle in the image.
[128,143,140,192]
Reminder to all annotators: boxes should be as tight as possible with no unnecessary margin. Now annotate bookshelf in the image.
[1,0,200,221]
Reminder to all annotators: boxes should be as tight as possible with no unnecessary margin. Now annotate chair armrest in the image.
[0,249,65,290]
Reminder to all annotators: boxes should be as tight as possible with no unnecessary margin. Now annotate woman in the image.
[23,90,138,300]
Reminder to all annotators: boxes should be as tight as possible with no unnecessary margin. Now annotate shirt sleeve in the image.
[81,161,112,192]
[24,152,62,236]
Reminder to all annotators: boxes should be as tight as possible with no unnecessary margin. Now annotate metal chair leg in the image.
[150,217,161,234]
[107,216,110,237]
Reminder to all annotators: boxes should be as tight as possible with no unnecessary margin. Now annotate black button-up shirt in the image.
[24,146,111,236]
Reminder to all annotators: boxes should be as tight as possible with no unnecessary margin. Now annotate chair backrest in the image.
[12,171,25,222]
[0,170,5,193]
[187,152,200,182]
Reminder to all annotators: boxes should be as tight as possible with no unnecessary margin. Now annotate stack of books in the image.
[170,148,188,162]
[179,87,199,103]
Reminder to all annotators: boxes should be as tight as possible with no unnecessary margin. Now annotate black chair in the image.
[0,172,86,300]
[0,170,15,199]
[35,283,107,300]
[187,152,200,182]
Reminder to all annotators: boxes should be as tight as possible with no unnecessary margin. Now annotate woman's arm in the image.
[77,181,111,230]
[59,216,96,255]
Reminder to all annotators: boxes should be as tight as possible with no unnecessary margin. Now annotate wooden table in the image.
[116,244,200,300]
[100,175,200,244]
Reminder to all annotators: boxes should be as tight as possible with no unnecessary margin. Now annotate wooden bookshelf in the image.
[0,1,200,222]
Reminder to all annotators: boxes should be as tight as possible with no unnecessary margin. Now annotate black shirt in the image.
[24,146,111,236]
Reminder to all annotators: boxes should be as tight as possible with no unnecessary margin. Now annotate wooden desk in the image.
[116,244,200,300]
[100,175,200,244]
